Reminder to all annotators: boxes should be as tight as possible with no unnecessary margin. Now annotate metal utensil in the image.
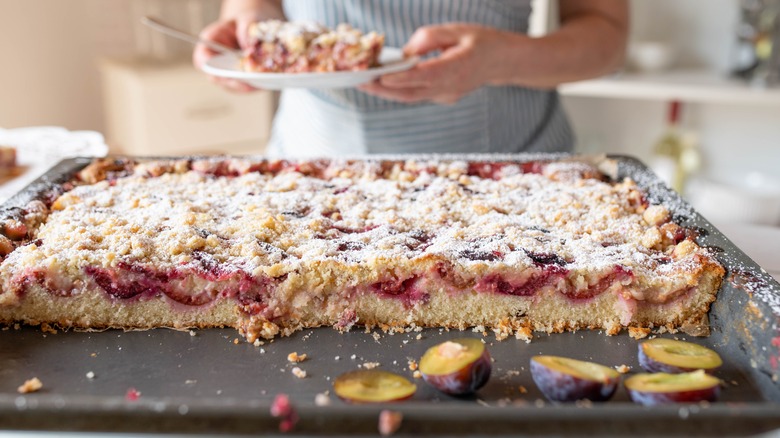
[140,15,242,57]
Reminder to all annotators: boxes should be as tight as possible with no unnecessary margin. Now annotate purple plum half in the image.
[530,355,620,402]
[625,370,721,406]
[638,338,722,374]
[419,338,492,395]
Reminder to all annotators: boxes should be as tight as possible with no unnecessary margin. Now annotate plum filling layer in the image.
[82,263,269,311]
[475,267,568,297]
[368,275,430,307]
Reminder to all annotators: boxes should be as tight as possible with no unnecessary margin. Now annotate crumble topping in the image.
[7,159,707,298]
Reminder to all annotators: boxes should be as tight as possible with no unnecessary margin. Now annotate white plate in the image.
[201,47,418,90]
[0,126,108,203]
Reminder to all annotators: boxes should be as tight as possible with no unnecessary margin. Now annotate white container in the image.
[629,41,676,73]
[687,171,780,226]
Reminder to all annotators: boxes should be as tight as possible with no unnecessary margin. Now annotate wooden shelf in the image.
[559,69,780,106]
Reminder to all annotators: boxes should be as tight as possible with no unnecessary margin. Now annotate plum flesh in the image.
[419,338,492,395]
[530,355,620,402]
[638,338,722,374]
[625,370,721,406]
[333,370,416,403]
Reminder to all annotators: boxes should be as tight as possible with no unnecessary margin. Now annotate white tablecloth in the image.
[0,126,108,203]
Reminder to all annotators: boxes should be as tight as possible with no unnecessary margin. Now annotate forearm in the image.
[492,5,628,89]
[220,0,285,20]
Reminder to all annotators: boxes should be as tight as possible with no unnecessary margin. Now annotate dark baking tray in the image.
[1,155,779,436]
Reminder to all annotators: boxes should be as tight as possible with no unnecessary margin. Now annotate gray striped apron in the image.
[267,0,574,157]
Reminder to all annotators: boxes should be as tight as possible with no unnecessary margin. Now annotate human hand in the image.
[193,17,258,93]
[359,24,515,105]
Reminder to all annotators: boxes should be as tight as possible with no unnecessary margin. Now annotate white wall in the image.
[563,0,780,180]
[0,0,218,132]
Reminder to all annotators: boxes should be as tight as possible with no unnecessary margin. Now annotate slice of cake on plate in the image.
[241,20,385,73]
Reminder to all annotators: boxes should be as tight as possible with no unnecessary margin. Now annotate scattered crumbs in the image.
[351,354,357,360]
[287,352,308,363]
[575,399,593,408]
[291,367,307,379]
[730,380,739,386]
[615,364,631,374]
[480,338,486,344]
[185,379,197,385]
[750,359,758,369]
[476,399,490,408]
[253,339,261,347]
[86,371,96,380]
[233,338,240,345]
[472,325,485,333]
[413,370,422,379]
[17,378,43,394]
[189,330,196,337]
[125,388,141,401]
[393,360,398,365]
[40,323,57,335]
[378,410,403,436]
[260,348,266,354]
[413,326,423,333]
[372,332,382,343]
[415,334,422,340]
[407,359,418,371]
[496,398,512,407]
[402,340,409,345]
[335,356,340,361]
[315,392,331,406]
[628,327,651,340]
[13,323,20,330]
[216,390,223,395]
[678,407,689,419]
[518,386,528,394]
[361,362,381,370]
[490,357,496,363]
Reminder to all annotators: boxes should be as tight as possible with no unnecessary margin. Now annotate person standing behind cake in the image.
[194,0,628,157]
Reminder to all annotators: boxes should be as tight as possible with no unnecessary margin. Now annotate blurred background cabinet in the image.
[100,58,275,156]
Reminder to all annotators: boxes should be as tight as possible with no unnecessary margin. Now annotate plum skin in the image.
[421,348,492,395]
[638,339,722,374]
[625,371,721,406]
[530,357,619,402]
[628,386,720,406]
